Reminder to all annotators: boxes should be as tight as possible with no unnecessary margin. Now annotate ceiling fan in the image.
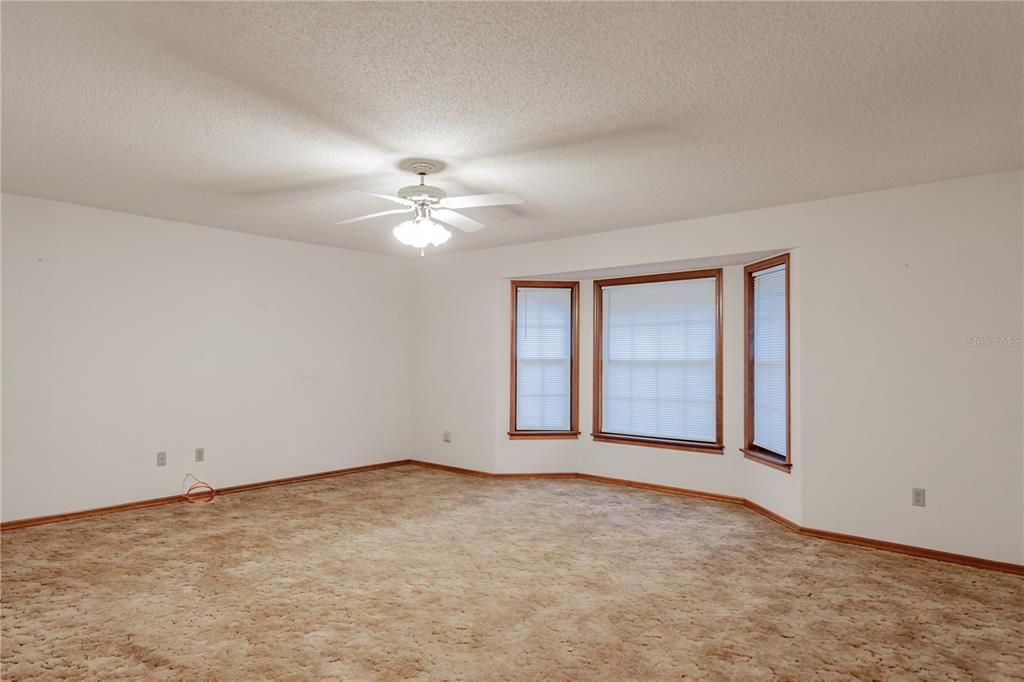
[334,159,523,253]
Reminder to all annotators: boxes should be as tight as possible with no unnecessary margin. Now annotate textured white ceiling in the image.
[3,2,1021,256]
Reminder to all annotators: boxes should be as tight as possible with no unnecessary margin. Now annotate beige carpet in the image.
[2,465,1022,681]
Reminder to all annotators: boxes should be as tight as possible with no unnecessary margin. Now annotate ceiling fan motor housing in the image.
[396,158,448,205]
[398,183,447,204]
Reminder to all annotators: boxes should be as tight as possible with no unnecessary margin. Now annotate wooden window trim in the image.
[593,433,724,454]
[509,280,580,439]
[740,447,791,472]
[743,253,792,472]
[592,268,724,453]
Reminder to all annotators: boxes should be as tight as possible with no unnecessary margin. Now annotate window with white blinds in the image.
[596,271,721,448]
[511,283,577,434]
[745,254,790,467]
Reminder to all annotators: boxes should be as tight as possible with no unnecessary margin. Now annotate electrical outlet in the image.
[443,430,452,443]
[912,488,926,507]
[156,451,167,467]
[195,447,205,463]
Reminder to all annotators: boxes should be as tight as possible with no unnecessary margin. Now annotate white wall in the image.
[1,194,413,521]
[411,170,1024,564]
[3,172,1022,565]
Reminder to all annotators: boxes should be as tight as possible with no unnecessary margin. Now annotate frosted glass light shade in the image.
[393,218,450,248]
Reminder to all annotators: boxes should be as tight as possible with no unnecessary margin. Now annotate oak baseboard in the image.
[577,472,745,505]
[3,458,1021,576]
[407,460,577,480]
[409,460,1024,576]
[795,526,1024,575]
[0,459,414,531]
[0,494,189,531]
[215,460,413,495]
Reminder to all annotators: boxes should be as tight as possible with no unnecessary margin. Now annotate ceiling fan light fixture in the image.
[429,222,452,247]
[334,159,523,251]
[393,217,450,249]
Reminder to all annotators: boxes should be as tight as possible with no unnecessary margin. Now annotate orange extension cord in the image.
[183,473,216,504]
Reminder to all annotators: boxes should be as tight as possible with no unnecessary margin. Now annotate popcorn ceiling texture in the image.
[1,2,1021,256]
[2,465,1022,680]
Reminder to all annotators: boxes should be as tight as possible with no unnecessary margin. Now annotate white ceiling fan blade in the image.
[433,208,487,233]
[438,193,524,210]
[347,189,415,207]
[334,208,412,225]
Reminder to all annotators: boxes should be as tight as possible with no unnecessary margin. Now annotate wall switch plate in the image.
[912,488,926,507]
[156,451,167,467]
[443,430,452,443]
[195,447,205,463]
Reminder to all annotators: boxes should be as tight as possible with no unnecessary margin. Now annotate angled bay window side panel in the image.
[592,269,723,454]
[743,253,791,472]
[753,267,786,453]
[509,281,579,439]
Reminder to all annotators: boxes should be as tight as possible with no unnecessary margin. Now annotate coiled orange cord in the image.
[183,473,216,504]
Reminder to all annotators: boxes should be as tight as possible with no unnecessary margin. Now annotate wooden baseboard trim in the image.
[5,458,1021,575]
[0,459,413,532]
[796,526,1024,575]
[0,494,189,531]
[407,460,1024,576]
[577,473,745,505]
[216,459,413,495]
[743,498,802,532]
[411,460,578,480]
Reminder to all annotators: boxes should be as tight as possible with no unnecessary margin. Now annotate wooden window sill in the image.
[741,447,792,473]
[592,433,724,455]
[508,432,580,440]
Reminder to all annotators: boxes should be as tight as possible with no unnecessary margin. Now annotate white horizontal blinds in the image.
[602,277,717,442]
[515,287,572,431]
[752,264,787,456]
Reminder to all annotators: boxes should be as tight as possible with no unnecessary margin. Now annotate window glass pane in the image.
[601,277,717,442]
[752,265,787,456]
[516,287,572,431]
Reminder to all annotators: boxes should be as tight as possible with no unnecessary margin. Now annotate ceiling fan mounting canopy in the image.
[399,158,446,175]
